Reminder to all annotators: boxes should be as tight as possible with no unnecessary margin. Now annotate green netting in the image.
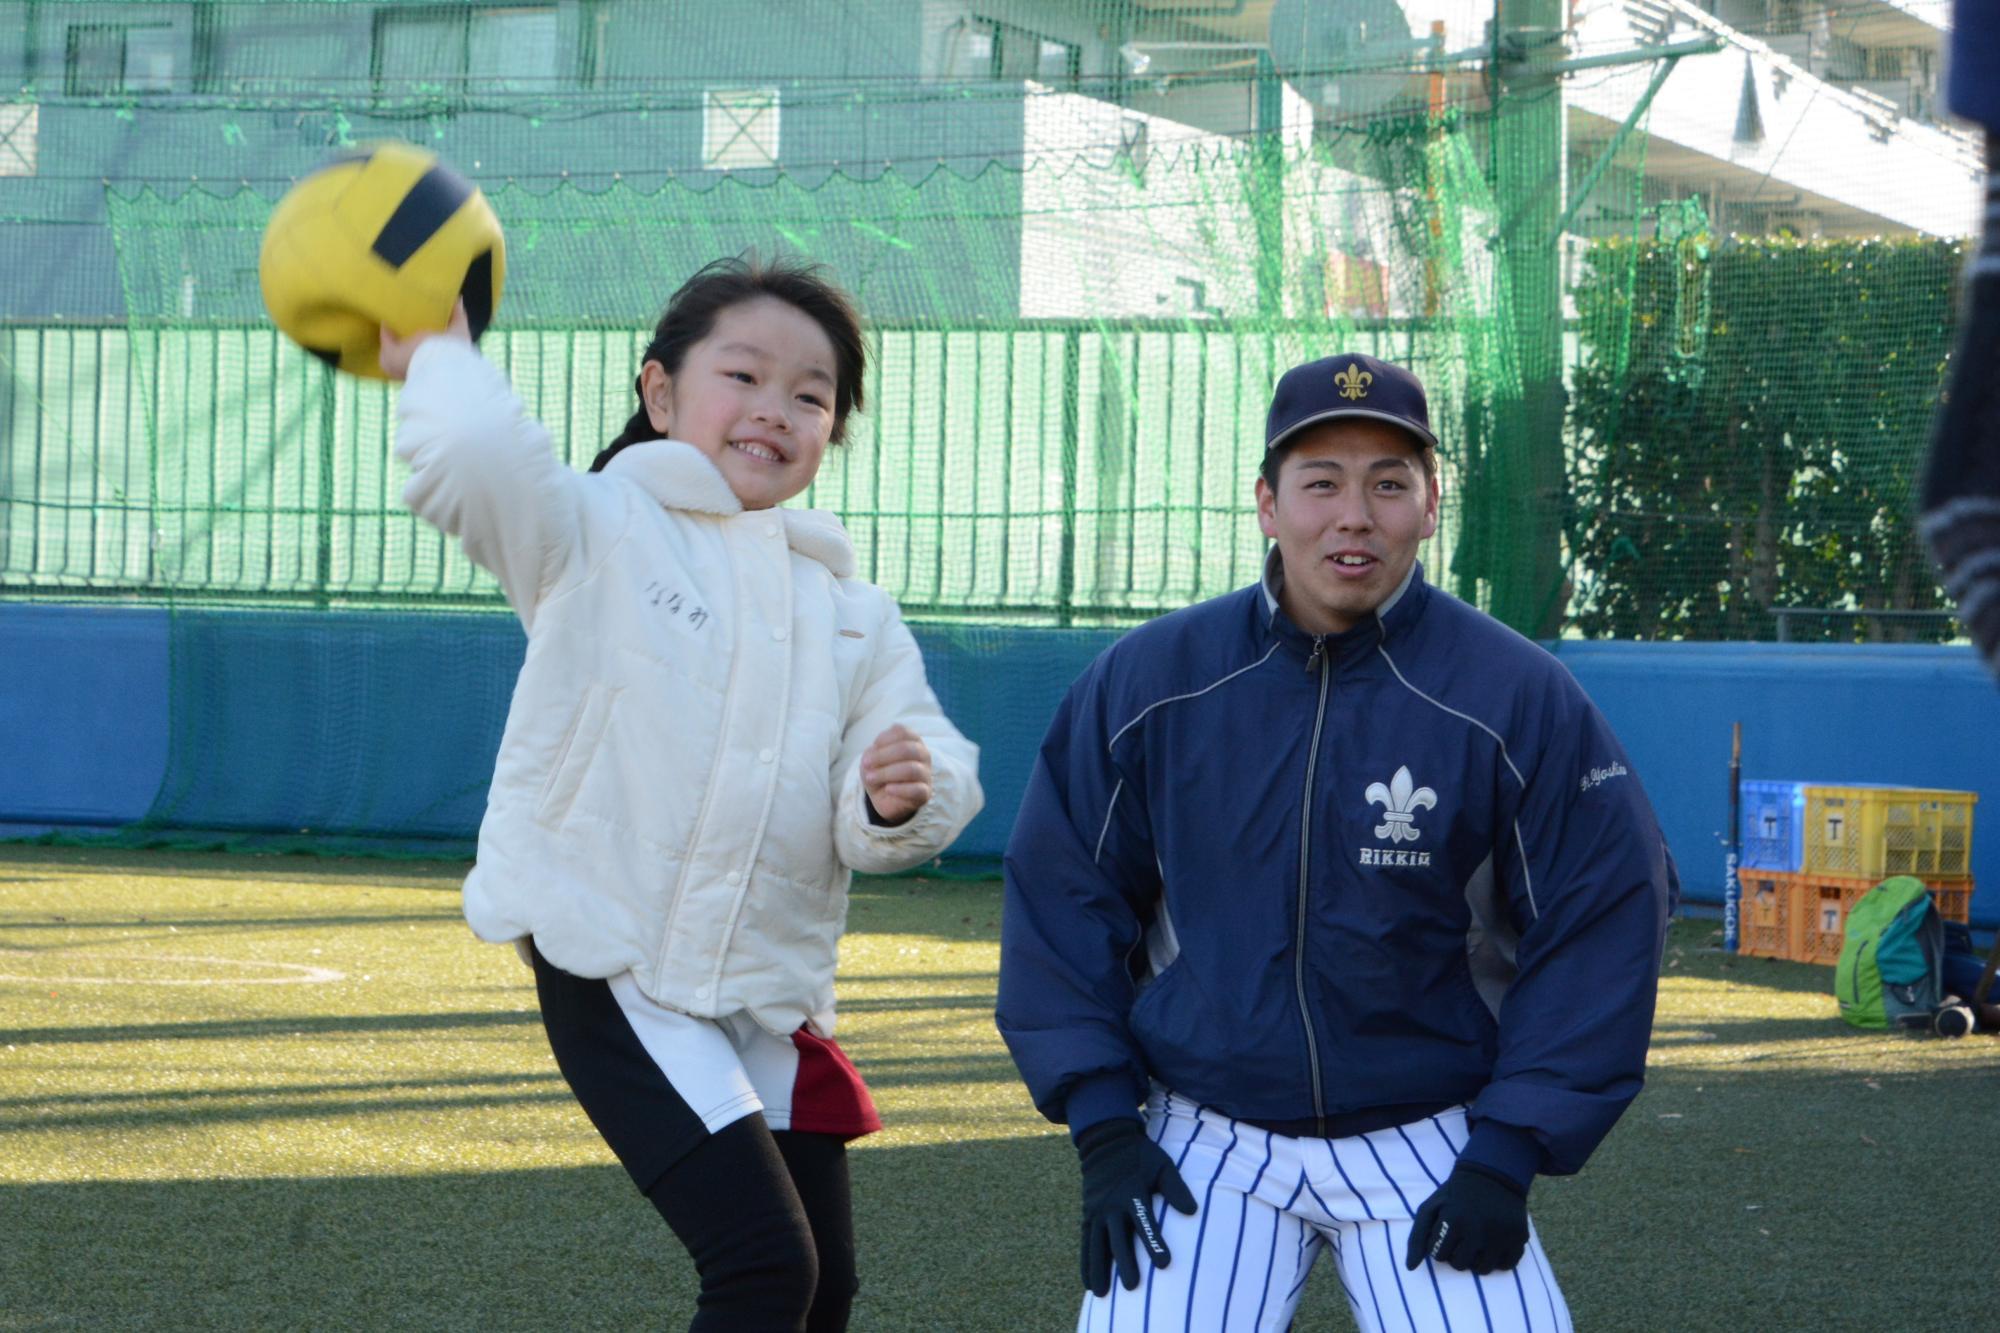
[0,0,1972,850]
[50,117,1532,624]
[1569,213,1962,642]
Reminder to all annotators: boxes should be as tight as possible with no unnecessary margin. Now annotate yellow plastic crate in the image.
[1803,786,1977,882]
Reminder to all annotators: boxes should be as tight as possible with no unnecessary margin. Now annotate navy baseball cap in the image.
[1264,353,1438,456]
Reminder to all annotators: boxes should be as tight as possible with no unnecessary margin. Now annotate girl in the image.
[381,256,984,1332]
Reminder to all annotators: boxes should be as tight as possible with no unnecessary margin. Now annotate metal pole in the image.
[1253,49,1284,318]
[1724,721,1742,954]
[1551,55,1684,241]
[1547,37,1720,76]
[1489,0,1567,636]
[1058,327,1080,628]
[1424,20,1446,320]
[315,367,334,610]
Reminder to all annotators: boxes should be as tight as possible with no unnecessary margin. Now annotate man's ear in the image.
[1256,474,1279,542]
[640,361,674,436]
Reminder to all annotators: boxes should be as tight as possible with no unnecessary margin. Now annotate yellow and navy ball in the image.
[258,142,505,380]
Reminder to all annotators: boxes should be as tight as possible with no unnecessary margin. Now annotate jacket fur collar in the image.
[606,439,857,579]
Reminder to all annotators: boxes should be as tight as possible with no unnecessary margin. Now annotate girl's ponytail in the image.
[589,402,659,474]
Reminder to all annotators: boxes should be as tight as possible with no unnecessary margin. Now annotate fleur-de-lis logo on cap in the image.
[1366,766,1437,844]
[1334,362,1373,401]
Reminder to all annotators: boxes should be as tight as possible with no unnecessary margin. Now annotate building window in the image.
[952,16,1082,89]
[704,88,780,170]
[373,5,561,103]
[0,104,37,177]
[65,24,177,96]
[1867,46,1906,81]
[581,1,614,87]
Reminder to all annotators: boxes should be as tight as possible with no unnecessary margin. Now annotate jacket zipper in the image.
[656,525,753,984]
[1296,634,1331,1134]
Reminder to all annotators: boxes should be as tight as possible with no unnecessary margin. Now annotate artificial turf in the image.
[1,845,1995,1330]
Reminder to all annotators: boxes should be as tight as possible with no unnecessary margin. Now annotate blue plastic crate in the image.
[1740,779,1807,871]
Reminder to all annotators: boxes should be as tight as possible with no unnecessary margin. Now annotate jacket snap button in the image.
[758,748,774,763]
[695,985,711,999]
[764,523,779,538]
[726,870,742,885]
[772,627,788,641]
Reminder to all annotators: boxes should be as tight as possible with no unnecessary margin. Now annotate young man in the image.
[997,353,1676,1332]
[1922,3,2000,678]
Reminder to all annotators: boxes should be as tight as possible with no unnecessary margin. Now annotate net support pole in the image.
[1058,326,1080,628]
[1253,49,1285,318]
[1483,24,1716,634]
[315,368,334,611]
[1424,20,1446,320]
[1552,54,1682,242]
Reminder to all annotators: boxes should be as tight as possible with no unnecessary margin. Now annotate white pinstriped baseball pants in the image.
[1076,1090,1574,1333]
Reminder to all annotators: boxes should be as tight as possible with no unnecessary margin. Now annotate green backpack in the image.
[1836,876,1946,1030]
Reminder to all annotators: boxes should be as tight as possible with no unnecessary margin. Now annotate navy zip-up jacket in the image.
[996,562,1676,1189]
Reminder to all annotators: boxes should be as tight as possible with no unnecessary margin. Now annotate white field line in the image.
[0,949,346,985]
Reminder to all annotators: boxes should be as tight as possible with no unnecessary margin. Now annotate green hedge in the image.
[1568,234,1962,642]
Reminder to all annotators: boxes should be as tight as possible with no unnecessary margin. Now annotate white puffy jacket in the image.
[396,339,983,1035]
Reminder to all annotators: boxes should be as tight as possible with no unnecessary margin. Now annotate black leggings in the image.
[644,1115,855,1333]
[528,945,856,1331]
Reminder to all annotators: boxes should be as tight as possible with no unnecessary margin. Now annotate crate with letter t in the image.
[1737,869,1974,966]
[1740,780,1808,871]
[1803,786,1977,883]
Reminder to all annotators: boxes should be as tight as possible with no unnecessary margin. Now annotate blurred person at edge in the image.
[1923,2,2000,678]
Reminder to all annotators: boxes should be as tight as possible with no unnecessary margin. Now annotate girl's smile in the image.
[639,296,838,511]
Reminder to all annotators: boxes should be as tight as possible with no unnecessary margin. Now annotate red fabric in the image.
[787,1027,882,1139]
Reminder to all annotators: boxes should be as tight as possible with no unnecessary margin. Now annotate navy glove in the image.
[1403,1162,1529,1276]
[1075,1118,1198,1296]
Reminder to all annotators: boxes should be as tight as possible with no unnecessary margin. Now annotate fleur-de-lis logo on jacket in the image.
[1334,362,1373,400]
[1366,766,1437,844]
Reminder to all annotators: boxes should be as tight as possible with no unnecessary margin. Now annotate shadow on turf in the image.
[0,1136,1089,1332]
[0,1007,538,1047]
[0,844,470,889]
[839,990,994,1014]
[0,910,464,935]
[14,1054,1999,1332]
[0,1077,575,1137]
[852,1050,1022,1090]
[1648,1016,1860,1044]
[1556,1058,2000,1330]
[1680,958,1842,994]
[0,1070,562,1113]
[27,1060,1998,1333]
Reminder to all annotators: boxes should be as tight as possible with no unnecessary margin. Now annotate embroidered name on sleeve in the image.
[1578,762,1630,794]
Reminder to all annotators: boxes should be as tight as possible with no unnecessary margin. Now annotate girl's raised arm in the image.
[388,313,596,628]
